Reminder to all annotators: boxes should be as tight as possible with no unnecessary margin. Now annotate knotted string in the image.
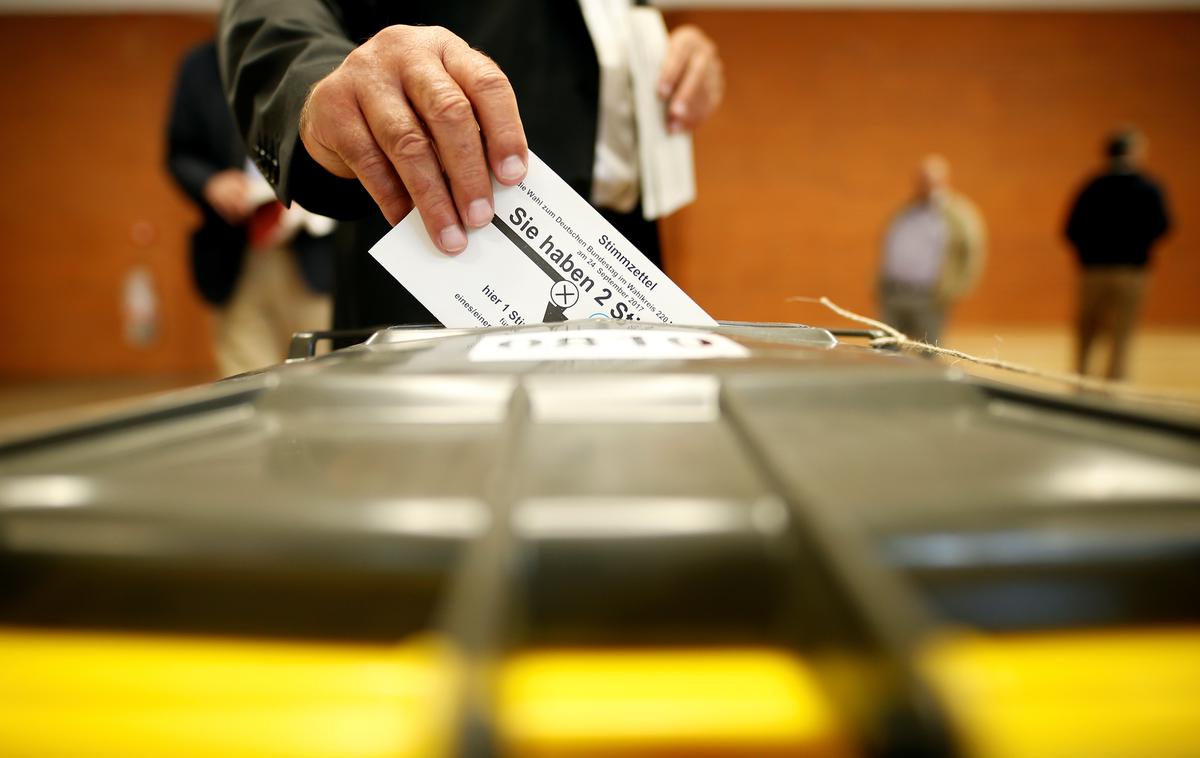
[787,296,1199,411]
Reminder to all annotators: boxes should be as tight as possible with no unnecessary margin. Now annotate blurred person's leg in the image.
[270,245,333,355]
[1076,268,1108,376]
[1105,266,1148,381]
[248,243,333,362]
[881,282,943,344]
[915,299,947,345]
[214,249,281,376]
[880,282,914,336]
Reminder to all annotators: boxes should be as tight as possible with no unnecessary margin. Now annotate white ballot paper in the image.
[369,151,715,328]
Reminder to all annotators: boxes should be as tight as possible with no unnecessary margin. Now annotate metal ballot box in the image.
[0,321,1197,758]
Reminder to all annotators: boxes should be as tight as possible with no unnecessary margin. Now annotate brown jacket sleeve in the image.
[218,0,374,219]
[937,193,987,303]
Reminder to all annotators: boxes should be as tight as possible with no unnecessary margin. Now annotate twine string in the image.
[786,295,1199,410]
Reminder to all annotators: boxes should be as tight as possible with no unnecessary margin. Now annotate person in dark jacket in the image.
[217,2,723,333]
[1065,128,1172,380]
[167,40,337,375]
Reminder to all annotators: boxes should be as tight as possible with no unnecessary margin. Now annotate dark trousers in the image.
[879,281,947,345]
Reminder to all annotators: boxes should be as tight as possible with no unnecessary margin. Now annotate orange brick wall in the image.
[0,11,1196,376]
[662,10,1200,326]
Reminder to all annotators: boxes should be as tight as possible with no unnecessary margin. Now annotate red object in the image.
[248,201,284,249]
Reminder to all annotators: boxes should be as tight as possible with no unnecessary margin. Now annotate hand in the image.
[657,25,724,134]
[300,25,528,254]
[203,169,252,224]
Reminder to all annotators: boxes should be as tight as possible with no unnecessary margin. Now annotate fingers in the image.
[212,199,240,226]
[227,178,253,219]
[299,25,531,254]
[657,29,693,101]
[668,49,711,132]
[209,180,250,224]
[660,26,723,133]
[304,74,414,225]
[401,56,495,231]
[442,43,528,186]
[358,82,465,250]
[334,103,414,227]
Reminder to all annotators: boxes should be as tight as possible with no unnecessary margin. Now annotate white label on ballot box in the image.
[468,329,748,362]
[368,151,714,329]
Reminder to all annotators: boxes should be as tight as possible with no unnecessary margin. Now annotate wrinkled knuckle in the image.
[470,65,511,97]
[424,197,458,222]
[449,156,489,188]
[351,147,392,178]
[402,168,438,200]
[426,90,474,125]
[386,127,433,164]
[373,183,406,211]
[422,25,456,52]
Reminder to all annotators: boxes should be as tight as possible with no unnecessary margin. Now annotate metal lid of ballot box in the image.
[1,320,1198,757]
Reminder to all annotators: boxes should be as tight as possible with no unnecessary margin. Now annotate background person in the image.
[167,40,337,376]
[1066,128,1172,380]
[877,155,987,345]
[218,1,724,332]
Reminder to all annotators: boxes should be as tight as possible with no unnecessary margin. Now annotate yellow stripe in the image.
[496,648,854,757]
[920,627,1200,758]
[0,629,460,758]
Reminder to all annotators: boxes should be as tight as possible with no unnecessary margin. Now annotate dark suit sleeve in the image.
[166,53,222,206]
[218,0,374,219]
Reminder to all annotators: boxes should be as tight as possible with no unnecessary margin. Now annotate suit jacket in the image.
[218,1,644,329]
[166,41,334,306]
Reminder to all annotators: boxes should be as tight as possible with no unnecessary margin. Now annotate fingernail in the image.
[439,224,467,254]
[671,101,687,118]
[498,155,526,182]
[658,82,671,98]
[467,198,493,228]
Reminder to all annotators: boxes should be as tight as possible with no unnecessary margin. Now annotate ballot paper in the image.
[627,7,696,221]
[368,151,714,329]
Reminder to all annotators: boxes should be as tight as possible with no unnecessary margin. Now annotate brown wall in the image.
[0,15,216,378]
[662,10,1200,325]
[0,10,1197,377]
